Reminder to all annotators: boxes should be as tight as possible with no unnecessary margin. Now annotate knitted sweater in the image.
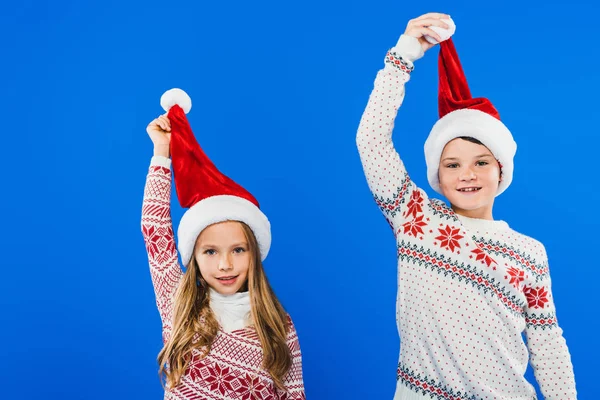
[141,157,305,400]
[356,46,577,400]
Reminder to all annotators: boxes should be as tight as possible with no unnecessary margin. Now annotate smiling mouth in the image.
[217,275,238,281]
[457,187,481,192]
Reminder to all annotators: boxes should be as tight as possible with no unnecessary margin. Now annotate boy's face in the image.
[438,138,502,220]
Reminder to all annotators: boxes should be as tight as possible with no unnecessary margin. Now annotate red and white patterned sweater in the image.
[141,157,305,400]
[356,49,577,399]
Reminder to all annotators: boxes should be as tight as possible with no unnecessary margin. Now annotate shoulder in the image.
[285,314,300,337]
[286,314,296,330]
[507,226,548,259]
[425,196,457,222]
[284,314,303,354]
[428,197,450,211]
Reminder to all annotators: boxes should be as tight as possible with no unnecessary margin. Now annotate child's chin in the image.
[211,285,239,295]
[452,200,485,212]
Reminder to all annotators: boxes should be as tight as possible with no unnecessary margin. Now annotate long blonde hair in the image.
[158,222,292,389]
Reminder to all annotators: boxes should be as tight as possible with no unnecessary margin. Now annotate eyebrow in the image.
[199,242,248,249]
[441,154,493,163]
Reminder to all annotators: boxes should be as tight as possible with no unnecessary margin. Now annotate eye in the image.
[233,247,246,254]
[204,249,216,255]
[476,160,489,166]
[445,163,459,169]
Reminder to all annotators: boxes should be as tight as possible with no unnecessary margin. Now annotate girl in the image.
[356,13,576,400]
[141,89,305,399]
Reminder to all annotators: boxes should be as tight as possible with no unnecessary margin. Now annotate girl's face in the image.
[438,138,501,220]
[194,221,251,295]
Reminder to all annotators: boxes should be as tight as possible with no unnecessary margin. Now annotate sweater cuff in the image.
[150,155,172,169]
[393,34,424,64]
[385,51,414,74]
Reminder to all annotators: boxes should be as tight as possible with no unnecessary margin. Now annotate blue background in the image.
[1,0,596,398]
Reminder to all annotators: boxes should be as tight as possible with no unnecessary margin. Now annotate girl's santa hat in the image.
[424,37,517,196]
[160,89,271,266]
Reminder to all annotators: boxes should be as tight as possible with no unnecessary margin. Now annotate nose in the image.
[459,166,476,181]
[218,253,233,271]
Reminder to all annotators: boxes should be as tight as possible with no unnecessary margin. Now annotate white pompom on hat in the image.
[424,17,456,45]
[161,88,192,114]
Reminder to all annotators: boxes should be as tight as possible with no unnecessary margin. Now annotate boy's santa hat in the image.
[424,36,517,196]
[160,89,271,266]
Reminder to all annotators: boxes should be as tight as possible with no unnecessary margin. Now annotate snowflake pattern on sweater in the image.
[356,50,576,400]
[141,159,305,400]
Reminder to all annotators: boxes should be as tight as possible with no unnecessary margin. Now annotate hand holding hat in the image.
[403,13,455,53]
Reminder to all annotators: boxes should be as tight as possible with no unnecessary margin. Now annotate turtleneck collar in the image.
[456,213,510,233]
[209,288,252,333]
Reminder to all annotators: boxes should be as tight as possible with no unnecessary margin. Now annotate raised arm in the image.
[141,115,184,340]
[356,14,449,228]
[523,249,577,399]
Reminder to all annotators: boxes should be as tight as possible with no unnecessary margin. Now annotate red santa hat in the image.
[160,89,271,266]
[424,38,517,196]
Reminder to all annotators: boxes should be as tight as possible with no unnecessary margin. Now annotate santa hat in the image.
[424,38,517,196]
[160,88,271,266]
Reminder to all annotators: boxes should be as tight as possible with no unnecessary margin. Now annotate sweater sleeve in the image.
[141,156,184,342]
[278,317,305,399]
[356,36,426,231]
[523,249,577,399]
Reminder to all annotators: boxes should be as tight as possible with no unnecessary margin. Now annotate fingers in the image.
[147,114,171,132]
[413,12,450,22]
[406,26,443,42]
[408,17,450,30]
[157,114,171,132]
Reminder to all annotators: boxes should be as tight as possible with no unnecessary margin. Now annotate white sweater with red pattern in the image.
[356,41,576,400]
[141,156,305,400]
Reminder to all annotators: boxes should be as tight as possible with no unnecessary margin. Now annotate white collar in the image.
[209,288,251,333]
[456,214,510,233]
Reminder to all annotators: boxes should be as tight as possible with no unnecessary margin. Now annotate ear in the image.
[496,159,503,183]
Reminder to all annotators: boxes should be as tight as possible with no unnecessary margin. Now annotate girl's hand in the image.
[146,114,171,157]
